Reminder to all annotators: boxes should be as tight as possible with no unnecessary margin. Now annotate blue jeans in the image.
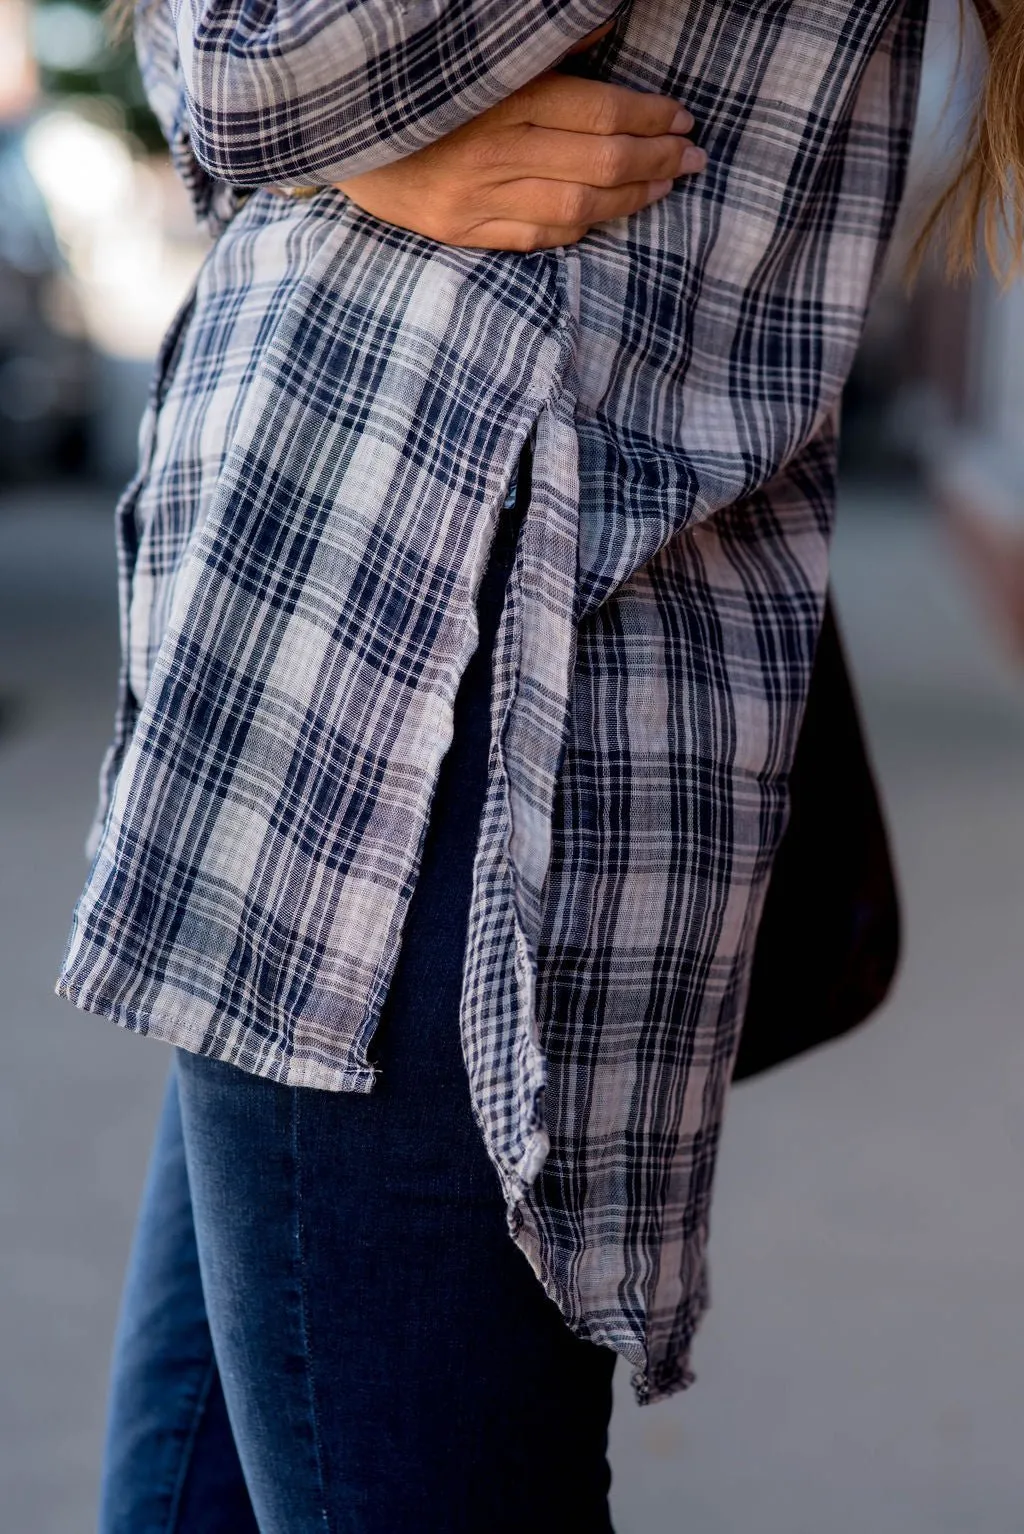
[98,476,617,1533]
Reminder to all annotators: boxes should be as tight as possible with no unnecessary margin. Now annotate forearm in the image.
[172,0,621,186]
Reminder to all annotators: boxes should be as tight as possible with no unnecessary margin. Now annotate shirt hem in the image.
[54,979,378,1094]
[509,1197,702,1408]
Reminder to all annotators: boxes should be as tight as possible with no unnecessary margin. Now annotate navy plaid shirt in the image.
[59,0,925,1401]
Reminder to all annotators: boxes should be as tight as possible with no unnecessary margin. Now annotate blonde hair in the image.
[106,0,135,43]
[916,0,1024,276]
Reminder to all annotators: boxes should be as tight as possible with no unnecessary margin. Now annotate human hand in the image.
[334,70,705,252]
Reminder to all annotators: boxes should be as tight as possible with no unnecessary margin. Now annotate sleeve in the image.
[169,0,623,187]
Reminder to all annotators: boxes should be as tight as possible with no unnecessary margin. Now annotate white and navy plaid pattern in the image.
[59,0,925,1401]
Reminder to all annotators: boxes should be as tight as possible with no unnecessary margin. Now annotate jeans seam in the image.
[164,1353,218,1534]
[291,1087,333,1534]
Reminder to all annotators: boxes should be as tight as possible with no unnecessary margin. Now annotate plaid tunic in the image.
[58,0,925,1401]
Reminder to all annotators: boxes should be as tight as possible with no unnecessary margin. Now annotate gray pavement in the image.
[2,485,1023,1532]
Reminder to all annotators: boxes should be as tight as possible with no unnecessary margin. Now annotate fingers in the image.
[495,124,706,187]
[500,73,692,140]
[458,220,592,252]
[481,176,674,229]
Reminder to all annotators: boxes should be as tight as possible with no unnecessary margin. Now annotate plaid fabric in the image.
[59,0,925,1401]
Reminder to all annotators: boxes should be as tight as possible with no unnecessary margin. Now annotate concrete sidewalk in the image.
[2,487,1023,1532]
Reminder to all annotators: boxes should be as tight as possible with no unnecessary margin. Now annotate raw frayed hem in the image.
[508,1195,705,1408]
[54,977,378,1095]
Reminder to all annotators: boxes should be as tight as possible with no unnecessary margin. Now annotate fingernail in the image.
[671,107,694,133]
[648,179,674,200]
[680,146,707,172]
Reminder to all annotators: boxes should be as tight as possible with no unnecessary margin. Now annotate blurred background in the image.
[2,1,1023,1529]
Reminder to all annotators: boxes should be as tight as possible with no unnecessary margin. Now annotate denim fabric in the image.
[99,481,617,1533]
[98,1073,262,1534]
